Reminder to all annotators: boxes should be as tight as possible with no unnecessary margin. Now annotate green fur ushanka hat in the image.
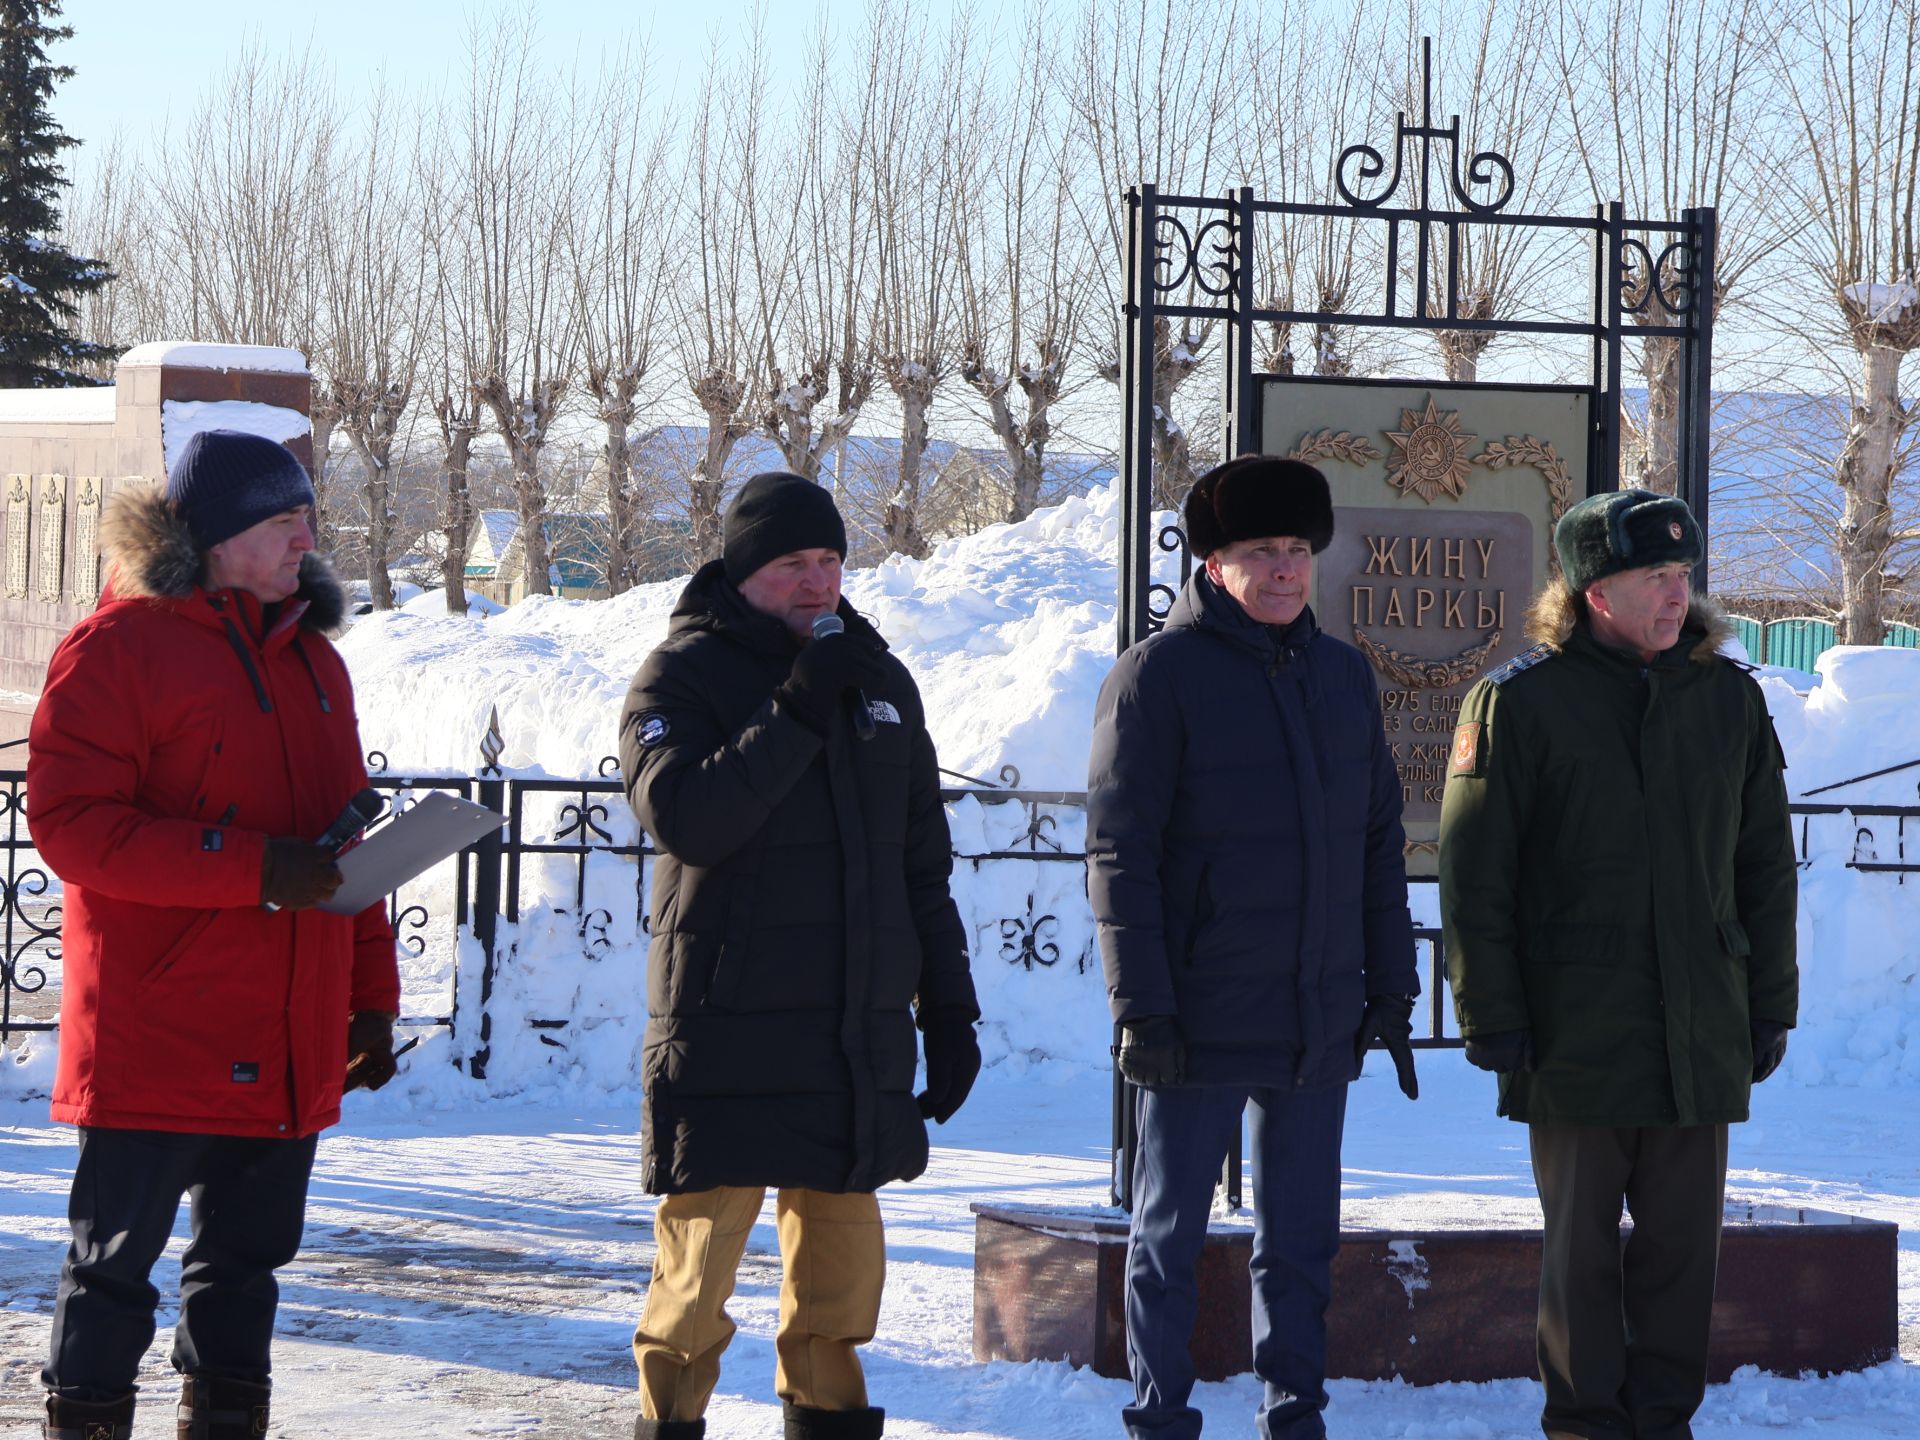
[1554,488,1703,592]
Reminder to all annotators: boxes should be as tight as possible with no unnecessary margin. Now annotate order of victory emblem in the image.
[1384,396,1479,504]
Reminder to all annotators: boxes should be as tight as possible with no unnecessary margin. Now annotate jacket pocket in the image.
[1716,919,1752,957]
[1185,862,1214,965]
[138,911,220,987]
[705,876,760,1010]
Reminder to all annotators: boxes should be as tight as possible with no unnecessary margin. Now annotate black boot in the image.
[783,1403,885,1440]
[176,1376,270,1440]
[44,1392,134,1440]
[632,1420,706,1440]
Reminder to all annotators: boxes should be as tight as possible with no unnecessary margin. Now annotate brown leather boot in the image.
[43,1392,134,1440]
[176,1376,270,1439]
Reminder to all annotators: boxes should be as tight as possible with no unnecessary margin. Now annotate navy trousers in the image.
[1124,1081,1349,1440]
[43,1126,318,1400]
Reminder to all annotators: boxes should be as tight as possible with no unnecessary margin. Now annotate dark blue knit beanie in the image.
[165,429,316,550]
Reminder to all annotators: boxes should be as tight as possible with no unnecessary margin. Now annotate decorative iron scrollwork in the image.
[392,902,430,960]
[1152,214,1235,298]
[999,902,1061,970]
[1620,237,1697,318]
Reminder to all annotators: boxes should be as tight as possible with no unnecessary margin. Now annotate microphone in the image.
[316,787,387,855]
[810,613,877,742]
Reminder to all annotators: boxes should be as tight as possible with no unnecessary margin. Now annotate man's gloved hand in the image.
[1463,1027,1536,1075]
[916,1010,982,1124]
[1751,1020,1789,1084]
[776,633,883,735]
[1116,1015,1186,1088]
[1355,994,1419,1100]
[344,1011,398,1092]
[261,838,344,911]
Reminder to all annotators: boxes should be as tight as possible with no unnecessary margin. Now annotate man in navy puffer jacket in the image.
[1088,455,1419,1440]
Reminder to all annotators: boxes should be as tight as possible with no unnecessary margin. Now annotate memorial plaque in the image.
[73,478,103,604]
[4,474,28,600]
[37,474,67,603]
[1258,378,1589,870]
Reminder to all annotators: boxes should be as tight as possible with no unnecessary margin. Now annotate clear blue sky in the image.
[48,0,887,177]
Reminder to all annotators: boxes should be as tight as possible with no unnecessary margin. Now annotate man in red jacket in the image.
[27,429,401,1440]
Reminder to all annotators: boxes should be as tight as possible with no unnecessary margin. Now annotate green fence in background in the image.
[1727,616,1920,669]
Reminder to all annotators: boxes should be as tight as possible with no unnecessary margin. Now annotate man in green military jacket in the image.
[1439,489,1797,1440]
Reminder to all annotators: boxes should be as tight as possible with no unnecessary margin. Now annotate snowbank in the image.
[161,399,311,474]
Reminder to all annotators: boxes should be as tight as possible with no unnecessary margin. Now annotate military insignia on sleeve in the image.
[1481,642,1555,686]
[636,712,670,747]
[1449,722,1483,776]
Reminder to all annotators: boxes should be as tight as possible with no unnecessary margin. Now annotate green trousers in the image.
[1529,1124,1728,1440]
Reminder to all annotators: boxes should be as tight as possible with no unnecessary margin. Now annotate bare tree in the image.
[956,3,1088,523]
[148,44,333,357]
[60,135,168,370]
[460,13,583,599]
[315,86,429,609]
[752,17,881,483]
[567,47,679,593]
[674,43,764,563]
[867,3,966,556]
[1558,0,1775,491]
[1776,0,1920,643]
[1074,0,1249,505]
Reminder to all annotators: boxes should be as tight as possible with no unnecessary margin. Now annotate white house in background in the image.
[464,509,610,605]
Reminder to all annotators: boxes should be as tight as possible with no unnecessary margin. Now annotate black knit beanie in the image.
[1554,488,1702,593]
[722,472,848,585]
[165,429,316,550]
[1183,455,1335,559]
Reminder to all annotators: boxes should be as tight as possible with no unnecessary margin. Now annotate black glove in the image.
[1751,1020,1789,1084]
[1355,994,1419,1100]
[344,1011,398,1092]
[1464,1027,1536,1075]
[1116,1015,1185,1087]
[776,632,882,735]
[261,837,344,911]
[916,1011,982,1123]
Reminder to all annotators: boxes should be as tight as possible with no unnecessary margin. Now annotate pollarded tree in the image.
[0,0,116,386]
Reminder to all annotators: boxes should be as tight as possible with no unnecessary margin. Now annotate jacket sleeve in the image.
[26,622,266,909]
[1360,669,1418,998]
[1437,678,1534,1036]
[906,718,977,1022]
[1086,647,1184,1023]
[618,643,824,869]
[1735,685,1798,1027]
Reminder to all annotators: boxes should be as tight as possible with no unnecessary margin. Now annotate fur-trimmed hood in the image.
[1522,580,1733,665]
[100,484,347,633]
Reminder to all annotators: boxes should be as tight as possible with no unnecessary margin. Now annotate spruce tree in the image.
[0,0,116,387]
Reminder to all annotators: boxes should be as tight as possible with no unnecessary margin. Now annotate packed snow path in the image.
[2,1055,1916,1437]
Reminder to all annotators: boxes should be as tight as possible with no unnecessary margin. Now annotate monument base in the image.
[971,1201,1897,1385]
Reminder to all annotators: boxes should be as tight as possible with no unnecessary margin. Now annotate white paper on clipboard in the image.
[317,791,504,915]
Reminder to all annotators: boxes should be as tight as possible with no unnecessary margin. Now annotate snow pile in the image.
[1754,646,1920,1087]
[0,385,115,424]
[338,478,1174,787]
[161,399,311,474]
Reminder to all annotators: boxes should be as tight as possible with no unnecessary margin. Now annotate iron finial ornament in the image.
[1335,37,1515,215]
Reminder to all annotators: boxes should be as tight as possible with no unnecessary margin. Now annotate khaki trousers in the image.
[634,1186,885,1421]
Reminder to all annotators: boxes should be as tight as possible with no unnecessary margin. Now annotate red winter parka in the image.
[28,488,398,1139]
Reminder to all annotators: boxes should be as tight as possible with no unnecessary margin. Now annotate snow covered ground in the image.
[1,1053,1915,1437]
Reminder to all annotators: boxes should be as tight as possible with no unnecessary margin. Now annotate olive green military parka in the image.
[1438,586,1797,1126]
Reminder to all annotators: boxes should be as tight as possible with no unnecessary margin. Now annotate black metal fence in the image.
[0,759,1907,1065]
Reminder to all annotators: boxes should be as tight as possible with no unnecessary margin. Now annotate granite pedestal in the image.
[971,1201,1897,1385]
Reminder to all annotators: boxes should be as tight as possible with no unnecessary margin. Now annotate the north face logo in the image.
[867,699,902,725]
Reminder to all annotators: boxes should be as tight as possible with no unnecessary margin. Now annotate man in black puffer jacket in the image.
[617,472,980,1440]
[1088,456,1419,1440]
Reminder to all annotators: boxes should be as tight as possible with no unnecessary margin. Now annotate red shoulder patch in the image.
[1449,722,1483,776]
